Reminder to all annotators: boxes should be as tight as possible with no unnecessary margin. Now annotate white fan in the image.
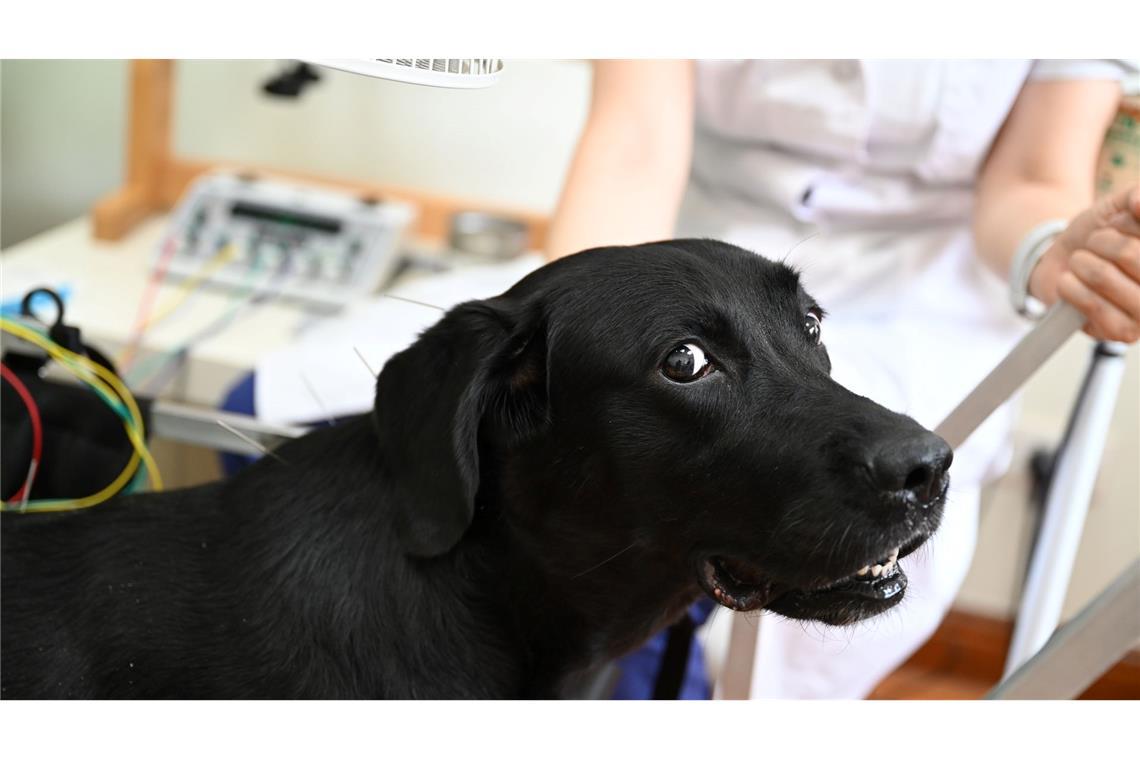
[311,59,504,89]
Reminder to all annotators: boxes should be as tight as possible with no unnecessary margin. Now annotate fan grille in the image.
[312,59,504,89]
[380,59,503,76]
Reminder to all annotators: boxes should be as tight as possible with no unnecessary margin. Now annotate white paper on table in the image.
[254,255,544,425]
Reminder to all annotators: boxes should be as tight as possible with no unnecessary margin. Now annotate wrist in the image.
[1009,219,1068,320]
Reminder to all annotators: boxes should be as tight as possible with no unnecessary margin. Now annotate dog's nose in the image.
[868,432,953,504]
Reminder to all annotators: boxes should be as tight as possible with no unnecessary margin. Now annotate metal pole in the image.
[1002,341,1129,677]
[935,304,1084,448]
[989,558,1140,699]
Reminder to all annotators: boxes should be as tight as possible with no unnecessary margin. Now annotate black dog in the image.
[1,239,951,698]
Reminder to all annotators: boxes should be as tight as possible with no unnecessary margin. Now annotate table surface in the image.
[0,215,443,407]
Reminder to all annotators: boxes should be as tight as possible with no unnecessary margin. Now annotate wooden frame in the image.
[92,60,550,249]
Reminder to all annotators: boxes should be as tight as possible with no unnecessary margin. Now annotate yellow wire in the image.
[10,453,143,513]
[5,320,162,491]
[0,319,163,506]
[117,244,239,367]
[139,244,238,333]
[0,354,151,512]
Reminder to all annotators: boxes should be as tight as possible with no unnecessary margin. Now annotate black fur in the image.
[1,240,950,698]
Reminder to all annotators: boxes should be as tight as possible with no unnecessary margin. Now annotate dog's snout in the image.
[868,432,953,504]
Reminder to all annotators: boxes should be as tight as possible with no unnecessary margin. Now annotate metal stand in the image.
[934,305,1086,449]
[1002,340,1129,677]
[989,558,1140,699]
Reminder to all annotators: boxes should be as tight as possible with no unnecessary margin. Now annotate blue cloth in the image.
[219,371,259,475]
[611,599,715,700]
[220,371,714,699]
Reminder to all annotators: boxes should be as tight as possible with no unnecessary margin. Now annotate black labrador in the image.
[1,239,951,698]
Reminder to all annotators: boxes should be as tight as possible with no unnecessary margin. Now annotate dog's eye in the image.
[804,309,823,345]
[662,343,712,383]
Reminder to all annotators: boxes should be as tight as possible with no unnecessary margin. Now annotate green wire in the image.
[126,257,269,388]
[2,321,148,510]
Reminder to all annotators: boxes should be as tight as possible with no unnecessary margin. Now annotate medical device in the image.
[159,172,415,312]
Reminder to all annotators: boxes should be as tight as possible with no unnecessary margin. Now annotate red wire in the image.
[1,361,44,502]
[120,236,180,370]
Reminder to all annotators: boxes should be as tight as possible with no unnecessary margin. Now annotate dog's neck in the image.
[466,446,703,695]
[263,417,698,697]
[452,515,700,697]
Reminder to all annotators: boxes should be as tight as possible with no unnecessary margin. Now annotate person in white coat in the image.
[544,59,1140,698]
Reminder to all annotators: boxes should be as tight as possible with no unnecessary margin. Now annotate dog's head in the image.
[374,240,950,628]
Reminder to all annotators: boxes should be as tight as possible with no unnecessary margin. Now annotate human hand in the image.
[1029,185,1140,343]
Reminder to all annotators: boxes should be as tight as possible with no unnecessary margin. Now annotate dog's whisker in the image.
[215,420,288,464]
[379,293,446,312]
[570,541,638,580]
[809,518,837,564]
[780,232,821,264]
[828,523,854,569]
[352,346,378,379]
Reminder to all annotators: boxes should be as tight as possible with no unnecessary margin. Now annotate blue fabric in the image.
[610,599,715,700]
[219,371,259,476]
[219,371,714,700]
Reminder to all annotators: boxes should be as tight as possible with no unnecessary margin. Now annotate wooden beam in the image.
[91,186,154,240]
[92,60,174,240]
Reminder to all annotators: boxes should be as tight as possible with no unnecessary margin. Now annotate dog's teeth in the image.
[871,564,883,577]
[889,548,900,563]
[856,565,870,576]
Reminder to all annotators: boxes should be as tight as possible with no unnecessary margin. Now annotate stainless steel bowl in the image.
[448,211,529,261]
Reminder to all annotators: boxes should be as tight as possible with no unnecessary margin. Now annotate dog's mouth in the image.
[792,544,908,603]
[697,533,927,619]
[699,556,776,612]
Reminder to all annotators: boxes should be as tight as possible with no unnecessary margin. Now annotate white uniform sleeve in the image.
[1029,59,1139,83]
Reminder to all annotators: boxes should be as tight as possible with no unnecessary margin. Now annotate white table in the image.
[2,215,323,408]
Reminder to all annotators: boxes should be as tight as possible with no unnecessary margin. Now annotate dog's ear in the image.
[373,298,548,558]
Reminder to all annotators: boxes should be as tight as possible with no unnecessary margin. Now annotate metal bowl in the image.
[448,212,529,261]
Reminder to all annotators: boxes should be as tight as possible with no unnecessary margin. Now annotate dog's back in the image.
[2,418,530,699]
[2,483,228,697]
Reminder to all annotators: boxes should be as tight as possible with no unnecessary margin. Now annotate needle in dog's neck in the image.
[354,292,446,379]
[215,420,288,464]
[352,346,377,379]
[380,293,446,312]
[299,371,336,427]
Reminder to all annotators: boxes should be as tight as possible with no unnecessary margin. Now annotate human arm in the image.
[973,79,1140,342]
[544,60,695,261]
